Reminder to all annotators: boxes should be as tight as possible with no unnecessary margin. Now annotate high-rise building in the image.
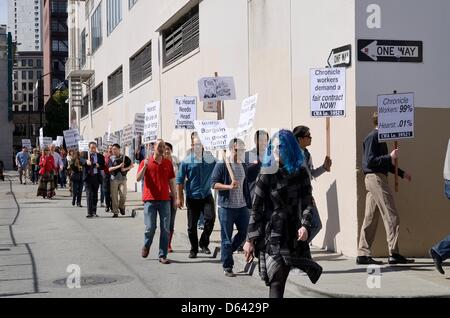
[43,0,68,106]
[7,0,43,52]
[0,25,14,170]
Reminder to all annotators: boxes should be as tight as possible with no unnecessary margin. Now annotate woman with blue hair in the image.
[243,129,322,298]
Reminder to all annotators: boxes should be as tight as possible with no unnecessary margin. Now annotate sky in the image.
[0,0,7,26]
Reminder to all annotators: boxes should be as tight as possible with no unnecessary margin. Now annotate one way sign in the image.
[327,44,352,68]
[358,39,423,63]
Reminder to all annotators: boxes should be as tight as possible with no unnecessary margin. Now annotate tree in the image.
[45,89,69,139]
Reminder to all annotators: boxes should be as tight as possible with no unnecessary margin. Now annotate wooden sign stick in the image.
[394,140,399,192]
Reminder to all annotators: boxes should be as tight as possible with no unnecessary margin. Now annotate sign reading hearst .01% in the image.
[377,92,414,141]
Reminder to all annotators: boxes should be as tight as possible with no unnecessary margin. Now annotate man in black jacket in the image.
[82,142,105,218]
[357,112,414,265]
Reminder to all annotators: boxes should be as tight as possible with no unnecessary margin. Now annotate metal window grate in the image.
[162,5,199,68]
[92,83,103,110]
[129,41,152,88]
[108,67,123,101]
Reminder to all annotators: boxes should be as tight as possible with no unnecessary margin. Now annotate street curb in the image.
[231,251,450,299]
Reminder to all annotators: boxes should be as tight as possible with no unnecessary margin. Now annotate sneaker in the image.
[224,269,236,277]
[189,251,197,259]
[429,249,445,275]
[141,246,150,258]
[388,253,415,265]
[356,256,383,265]
[112,214,118,218]
[86,215,93,218]
[105,207,110,213]
[200,247,211,255]
[159,257,171,264]
[119,208,125,216]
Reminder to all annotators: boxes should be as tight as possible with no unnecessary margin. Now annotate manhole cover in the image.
[53,275,133,288]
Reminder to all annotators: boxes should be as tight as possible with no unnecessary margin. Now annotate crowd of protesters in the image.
[7,112,449,298]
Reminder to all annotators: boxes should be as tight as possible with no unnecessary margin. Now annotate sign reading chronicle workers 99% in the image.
[310,67,346,117]
[377,92,414,141]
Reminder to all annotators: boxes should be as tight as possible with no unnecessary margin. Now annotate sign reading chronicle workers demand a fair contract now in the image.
[310,67,346,117]
[377,92,415,141]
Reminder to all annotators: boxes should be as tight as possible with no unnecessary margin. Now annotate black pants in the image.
[85,174,101,215]
[186,195,215,253]
[72,179,83,206]
[269,263,291,298]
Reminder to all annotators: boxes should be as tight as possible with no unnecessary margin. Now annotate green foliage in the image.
[45,89,69,138]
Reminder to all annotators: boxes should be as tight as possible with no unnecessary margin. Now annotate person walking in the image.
[164,142,179,252]
[16,146,30,185]
[429,138,450,275]
[37,147,56,199]
[177,136,216,258]
[137,139,177,264]
[50,145,63,190]
[59,148,68,188]
[357,112,414,265]
[30,148,39,185]
[108,144,133,218]
[293,125,332,243]
[243,130,323,298]
[82,142,105,218]
[69,150,84,207]
[101,145,113,212]
[211,138,251,277]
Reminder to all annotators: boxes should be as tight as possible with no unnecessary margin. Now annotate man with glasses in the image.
[177,135,217,259]
[82,142,105,218]
[293,126,332,243]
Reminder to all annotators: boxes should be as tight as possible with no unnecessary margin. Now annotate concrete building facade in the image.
[66,0,450,257]
[43,0,68,106]
[0,26,14,170]
[7,0,43,52]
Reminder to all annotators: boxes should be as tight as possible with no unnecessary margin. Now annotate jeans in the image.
[445,179,450,200]
[144,201,171,258]
[31,165,38,183]
[72,179,83,206]
[432,235,450,261]
[101,174,111,208]
[308,203,322,243]
[218,207,250,270]
[59,169,67,187]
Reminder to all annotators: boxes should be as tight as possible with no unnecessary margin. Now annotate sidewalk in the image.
[124,190,450,298]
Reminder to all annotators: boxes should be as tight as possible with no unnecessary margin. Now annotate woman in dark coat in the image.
[243,129,322,298]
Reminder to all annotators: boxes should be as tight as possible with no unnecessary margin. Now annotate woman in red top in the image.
[37,147,56,199]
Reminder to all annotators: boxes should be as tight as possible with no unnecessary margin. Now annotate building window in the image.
[81,95,89,118]
[129,41,152,88]
[107,0,122,36]
[91,2,102,53]
[52,40,68,52]
[21,59,26,66]
[108,66,123,101]
[22,83,27,91]
[28,71,34,80]
[28,59,33,67]
[129,0,138,9]
[92,83,103,110]
[29,82,34,90]
[37,59,42,67]
[80,29,86,67]
[162,5,199,68]
[22,71,27,80]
